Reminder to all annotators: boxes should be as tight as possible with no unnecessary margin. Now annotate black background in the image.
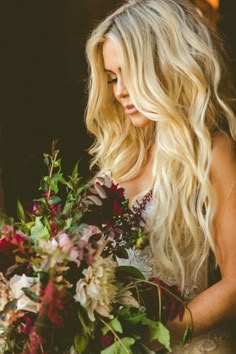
[0,0,122,216]
[0,0,235,217]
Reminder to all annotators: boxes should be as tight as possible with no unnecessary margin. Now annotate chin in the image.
[129,114,152,128]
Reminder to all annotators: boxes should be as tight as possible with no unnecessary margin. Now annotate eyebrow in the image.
[104,69,116,74]
[104,68,122,74]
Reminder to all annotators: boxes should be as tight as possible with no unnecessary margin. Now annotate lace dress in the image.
[119,191,236,354]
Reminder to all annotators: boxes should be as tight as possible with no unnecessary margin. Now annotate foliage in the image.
[0,143,190,353]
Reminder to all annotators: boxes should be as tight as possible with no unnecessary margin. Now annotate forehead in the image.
[102,38,121,70]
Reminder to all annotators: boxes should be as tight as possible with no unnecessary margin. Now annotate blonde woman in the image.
[85,0,236,352]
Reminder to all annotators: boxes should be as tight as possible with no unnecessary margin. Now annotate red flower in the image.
[149,277,184,323]
[28,280,76,353]
[0,237,15,254]
[113,200,122,216]
[100,331,114,348]
[21,313,34,335]
[82,182,126,227]
[0,237,16,273]
[39,280,72,328]
[26,327,46,354]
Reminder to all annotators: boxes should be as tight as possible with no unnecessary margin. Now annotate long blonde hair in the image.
[85,0,236,290]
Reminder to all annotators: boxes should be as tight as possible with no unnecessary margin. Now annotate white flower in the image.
[39,238,58,254]
[9,274,40,313]
[74,256,118,321]
[115,284,139,308]
[116,246,153,279]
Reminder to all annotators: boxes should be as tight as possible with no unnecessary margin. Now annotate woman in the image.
[85,0,236,352]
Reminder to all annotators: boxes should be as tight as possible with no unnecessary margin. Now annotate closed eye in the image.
[108,77,117,84]
[104,69,117,85]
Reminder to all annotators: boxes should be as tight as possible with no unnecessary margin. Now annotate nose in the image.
[114,76,128,101]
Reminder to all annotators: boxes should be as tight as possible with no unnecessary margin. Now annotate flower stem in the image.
[99,316,131,354]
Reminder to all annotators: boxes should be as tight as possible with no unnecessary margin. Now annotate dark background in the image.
[0,0,235,217]
[0,0,122,216]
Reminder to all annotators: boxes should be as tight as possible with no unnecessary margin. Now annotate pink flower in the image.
[58,232,73,253]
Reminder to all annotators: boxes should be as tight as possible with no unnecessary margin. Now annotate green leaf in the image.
[30,217,50,245]
[181,327,192,345]
[49,174,61,193]
[101,337,135,354]
[48,196,61,205]
[141,318,171,352]
[15,255,29,264]
[63,201,74,215]
[64,217,72,229]
[72,162,79,179]
[72,308,96,353]
[76,184,90,197]
[17,200,25,221]
[77,308,94,336]
[22,287,41,303]
[73,333,89,354]
[116,266,145,280]
[119,307,146,324]
[102,317,123,336]
[1,299,17,314]
[134,228,147,249]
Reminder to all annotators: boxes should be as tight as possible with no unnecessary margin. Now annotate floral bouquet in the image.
[0,143,191,353]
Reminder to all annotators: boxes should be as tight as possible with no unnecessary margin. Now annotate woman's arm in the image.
[170,132,236,340]
[148,132,236,350]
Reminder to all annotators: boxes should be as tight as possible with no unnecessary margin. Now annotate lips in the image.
[125,104,138,115]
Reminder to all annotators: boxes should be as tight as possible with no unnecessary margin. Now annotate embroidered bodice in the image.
[119,191,236,353]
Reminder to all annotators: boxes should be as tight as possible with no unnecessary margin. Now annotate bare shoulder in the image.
[211,131,236,183]
[210,132,236,274]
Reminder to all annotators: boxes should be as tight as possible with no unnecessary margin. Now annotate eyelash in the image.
[107,78,117,84]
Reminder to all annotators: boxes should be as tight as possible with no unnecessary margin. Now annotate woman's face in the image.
[102,38,152,128]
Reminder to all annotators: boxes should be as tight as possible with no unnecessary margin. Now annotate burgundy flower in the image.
[49,219,60,236]
[100,331,114,348]
[148,277,184,323]
[0,237,16,273]
[113,200,122,216]
[21,313,34,335]
[39,280,72,328]
[49,202,62,216]
[82,182,126,227]
[0,237,15,255]
[26,327,46,354]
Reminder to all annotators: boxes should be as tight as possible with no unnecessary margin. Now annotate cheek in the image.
[112,84,121,103]
[112,85,117,99]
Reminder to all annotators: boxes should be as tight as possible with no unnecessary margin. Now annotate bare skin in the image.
[103,38,236,351]
[124,133,236,352]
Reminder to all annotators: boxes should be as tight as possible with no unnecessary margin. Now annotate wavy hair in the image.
[85,0,236,290]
